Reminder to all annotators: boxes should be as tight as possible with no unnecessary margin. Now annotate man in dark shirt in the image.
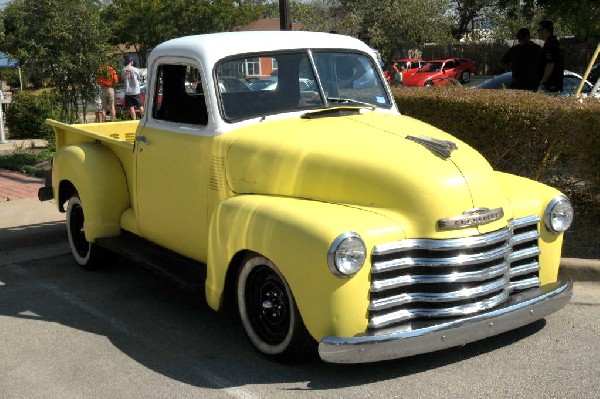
[538,20,564,92]
[500,28,542,90]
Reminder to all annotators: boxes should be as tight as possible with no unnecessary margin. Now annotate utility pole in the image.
[279,0,291,31]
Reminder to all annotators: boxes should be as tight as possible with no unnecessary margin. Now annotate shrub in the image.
[393,86,600,201]
[5,90,61,149]
[0,151,54,177]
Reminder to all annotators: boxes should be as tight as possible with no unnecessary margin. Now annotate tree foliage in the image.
[536,0,600,43]
[1,0,112,122]
[333,0,454,62]
[103,0,265,66]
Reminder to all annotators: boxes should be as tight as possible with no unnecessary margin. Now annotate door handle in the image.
[135,135,149,145]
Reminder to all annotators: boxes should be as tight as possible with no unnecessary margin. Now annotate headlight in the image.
[327,232,366,277]
[544,195,574,233]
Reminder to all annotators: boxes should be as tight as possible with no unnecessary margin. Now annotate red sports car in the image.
[395,58,426,78]
[402,58,476,87]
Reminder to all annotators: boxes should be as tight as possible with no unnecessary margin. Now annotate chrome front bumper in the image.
[318,278,572,363]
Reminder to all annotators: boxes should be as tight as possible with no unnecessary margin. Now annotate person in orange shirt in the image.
[96,65,119,122]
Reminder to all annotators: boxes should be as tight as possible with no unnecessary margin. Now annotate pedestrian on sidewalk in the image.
[500,28,542,91]
[96,64,119,122]
[537,20,564,93]
[122,56,144,120]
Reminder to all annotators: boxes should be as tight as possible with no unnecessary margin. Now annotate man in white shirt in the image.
[123,56,144,120]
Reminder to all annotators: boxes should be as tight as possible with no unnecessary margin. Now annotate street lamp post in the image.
[279,0,291,31]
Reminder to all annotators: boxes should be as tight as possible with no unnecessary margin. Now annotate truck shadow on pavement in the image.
[0,253,546,392]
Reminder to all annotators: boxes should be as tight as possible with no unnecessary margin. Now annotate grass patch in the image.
[0,151,54,177]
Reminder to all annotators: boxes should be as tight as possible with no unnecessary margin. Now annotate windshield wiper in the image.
[326,97,376,110]
[301,107,362,119]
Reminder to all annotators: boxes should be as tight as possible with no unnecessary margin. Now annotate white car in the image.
[476,70,599,97]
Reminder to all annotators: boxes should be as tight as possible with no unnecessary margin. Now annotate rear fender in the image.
[54,143,130,241]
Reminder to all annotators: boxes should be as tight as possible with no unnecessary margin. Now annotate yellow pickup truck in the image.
[40,31,573,363]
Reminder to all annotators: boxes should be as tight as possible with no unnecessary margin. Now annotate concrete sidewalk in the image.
[0,139,48,154]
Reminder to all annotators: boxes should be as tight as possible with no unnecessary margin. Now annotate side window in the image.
[152,64,208,125]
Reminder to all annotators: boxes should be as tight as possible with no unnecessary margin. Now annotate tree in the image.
[449,0,499,39]
[103,0,265,67]
[260,0,335,32]
[334,0,455,62]
[1,0,112,123]
[535,0,600,43]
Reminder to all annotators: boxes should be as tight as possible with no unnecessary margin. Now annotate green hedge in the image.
[393,86,600,203]
[5,90,61,148]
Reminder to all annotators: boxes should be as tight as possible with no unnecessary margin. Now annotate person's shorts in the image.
[125,94,142,107]
[100,87,115,110]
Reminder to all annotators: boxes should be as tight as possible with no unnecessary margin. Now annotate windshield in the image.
[420,62,443,72]
[215,50,390,121]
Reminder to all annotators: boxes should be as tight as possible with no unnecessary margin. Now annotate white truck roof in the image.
[150,31,376,68]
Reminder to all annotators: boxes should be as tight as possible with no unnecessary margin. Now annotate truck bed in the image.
[47,120,138,216]
[46,119,138,150]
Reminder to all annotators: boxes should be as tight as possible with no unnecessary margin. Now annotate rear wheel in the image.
[237,255,315,361]
[461,71,471,83]
[424,80,434,87]
[66,195,110,270]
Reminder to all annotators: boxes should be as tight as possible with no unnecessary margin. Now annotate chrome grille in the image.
[369,215,541,331]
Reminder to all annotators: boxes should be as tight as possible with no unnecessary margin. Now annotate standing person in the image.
[537,20,563,92]
[500,28,542,91]
[93,84,103,123]
[123,56,144,120]
[96,64,119,122]
[396,65,406,85]
[358,29,384,68]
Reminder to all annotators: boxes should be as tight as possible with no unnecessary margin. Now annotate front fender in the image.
[206,195,405,341]
[494,171,566,285]
[53,143,129,241]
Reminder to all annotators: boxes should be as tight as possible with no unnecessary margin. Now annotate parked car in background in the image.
[403,58,476,86]
[217,76,252,93]
[248,77,278,91]
[115,85,164,118]
[476,70,599,97]
[115,86,145,117]
[395,58,426,78]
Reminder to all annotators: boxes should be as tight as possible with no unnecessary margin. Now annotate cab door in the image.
[134,61,213,262]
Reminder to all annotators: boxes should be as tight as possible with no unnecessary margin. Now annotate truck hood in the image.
[225,111,512,237]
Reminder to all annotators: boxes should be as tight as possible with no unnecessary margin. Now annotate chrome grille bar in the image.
[370,276,510,311]
[371,261,509,292]
[509,261,540,278]
[369,291,510,329]
[373,228,512,256]
[368,215,542,332]
[372,243,511,273]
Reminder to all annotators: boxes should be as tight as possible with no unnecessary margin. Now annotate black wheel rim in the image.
[69,202,89,258]
[245,265,290,345]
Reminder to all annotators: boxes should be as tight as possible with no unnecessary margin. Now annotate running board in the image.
[96,232,206,294]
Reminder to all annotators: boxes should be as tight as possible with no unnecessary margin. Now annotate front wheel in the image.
[424,80,434,87]
[237,255,315,361]
[66,195,110,270]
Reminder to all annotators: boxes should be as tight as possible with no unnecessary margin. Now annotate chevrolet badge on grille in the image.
[437,207,504,230]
